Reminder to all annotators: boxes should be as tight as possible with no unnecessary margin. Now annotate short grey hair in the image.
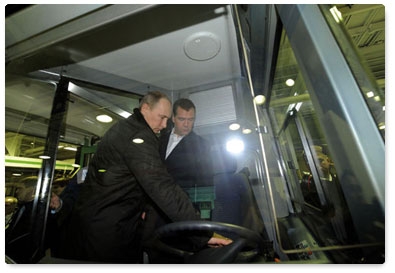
[139,91,171,110]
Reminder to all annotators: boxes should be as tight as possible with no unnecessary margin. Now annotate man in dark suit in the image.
[159,98,213,189]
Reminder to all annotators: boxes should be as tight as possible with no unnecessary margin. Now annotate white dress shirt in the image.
[165,128,185,159]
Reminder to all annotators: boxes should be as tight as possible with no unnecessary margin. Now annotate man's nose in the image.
[161,119,168,129]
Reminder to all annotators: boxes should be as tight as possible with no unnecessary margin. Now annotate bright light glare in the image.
[226,139,245,154]
[119,111,132,118]
[132,138,144,144]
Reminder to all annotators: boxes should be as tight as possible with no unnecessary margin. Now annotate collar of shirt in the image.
[165,128,185,159]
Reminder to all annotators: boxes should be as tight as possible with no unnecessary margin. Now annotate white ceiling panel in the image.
[78,7,240,91]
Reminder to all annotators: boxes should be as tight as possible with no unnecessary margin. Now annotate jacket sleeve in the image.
[119,128,212,246]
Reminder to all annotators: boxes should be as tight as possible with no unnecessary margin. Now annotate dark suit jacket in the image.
[159,130,213,188]
[63,109,207,263]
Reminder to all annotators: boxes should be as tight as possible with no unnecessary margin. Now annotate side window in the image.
[269,19,384,256]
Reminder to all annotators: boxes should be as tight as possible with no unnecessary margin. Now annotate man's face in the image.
[172,107,195,136]
[141,98,172,134]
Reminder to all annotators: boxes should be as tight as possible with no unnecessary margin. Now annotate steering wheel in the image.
[151,221,271,263]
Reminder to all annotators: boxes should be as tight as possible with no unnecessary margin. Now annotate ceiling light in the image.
[254,95,266,105]
[366,91,374,98]
[214,7,226,14]
[96,114,113,123]
[285,79,295,86]
[119,111,132,118]
[378,122,385,130]
[330,6,343,23]
[242,128,252,134]
[229,123,240,131]
[64,147,77,151]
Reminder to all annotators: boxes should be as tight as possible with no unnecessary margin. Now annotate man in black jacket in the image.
[159,98,213,188]
[62,91,230,263]
[142,98,216,263]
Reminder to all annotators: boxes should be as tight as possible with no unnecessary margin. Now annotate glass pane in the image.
[269,25,383,259]
[323,4,385,138]
[5,76,56,227]
[5,75,142,229]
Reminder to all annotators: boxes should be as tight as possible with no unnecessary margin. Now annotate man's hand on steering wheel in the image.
[207,232,233,248]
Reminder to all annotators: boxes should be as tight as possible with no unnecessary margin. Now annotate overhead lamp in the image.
[64,147,77,151]
[254,95,266,105]
[378,122,385,130]
[242,128,252,134]
[229,123,240,131]
[366,91,374,98]
[96,114,113,123]
[285,79,295,87]
[330,6,343,23]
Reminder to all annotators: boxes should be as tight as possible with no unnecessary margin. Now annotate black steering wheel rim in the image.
[152,221,267,262]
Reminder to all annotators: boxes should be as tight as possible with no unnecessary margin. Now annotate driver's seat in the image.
[210,149,267,238]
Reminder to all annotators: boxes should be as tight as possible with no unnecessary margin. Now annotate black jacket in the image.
[159,130,213,188]
[63,109,206,263]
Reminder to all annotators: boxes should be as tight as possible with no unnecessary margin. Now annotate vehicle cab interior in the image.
[5,4,385,264]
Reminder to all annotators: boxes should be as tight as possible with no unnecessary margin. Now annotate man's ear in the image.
[140,103,149,114]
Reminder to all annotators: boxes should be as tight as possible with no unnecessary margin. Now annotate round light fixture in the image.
[242,128,252,134]
[96,114,113,123]
[254,95,266,105]
[229,123,240,131]
[285,79,295,86]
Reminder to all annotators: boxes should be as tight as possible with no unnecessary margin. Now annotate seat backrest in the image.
[210,149,267,237]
